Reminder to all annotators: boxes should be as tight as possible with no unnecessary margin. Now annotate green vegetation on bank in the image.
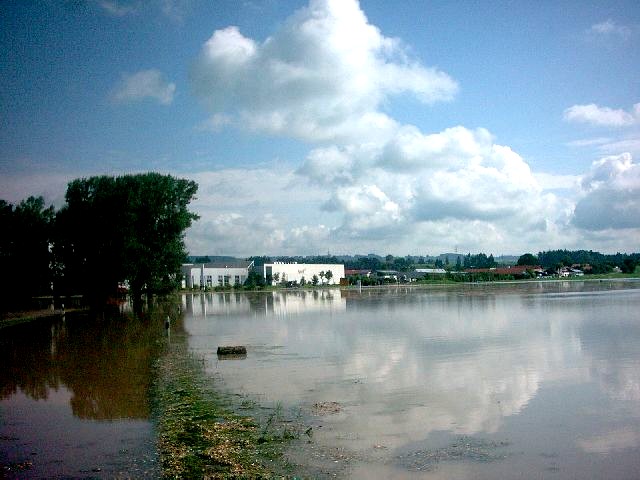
[153,341,297,479]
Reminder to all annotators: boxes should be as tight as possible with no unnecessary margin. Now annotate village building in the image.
[345,269,372,277]
[262,262,345,285]
[415,268,447,275]
[465,265,544,277]
[181,260,255,288]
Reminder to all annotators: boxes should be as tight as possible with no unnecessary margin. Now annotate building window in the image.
[218,275,223,286]
[235,275,240,285]
[206,275,213,287]
[224,275,230,286]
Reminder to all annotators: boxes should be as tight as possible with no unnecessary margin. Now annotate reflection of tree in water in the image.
[57,310,167,419]
[0,299,181,420]
[0,321,61,400]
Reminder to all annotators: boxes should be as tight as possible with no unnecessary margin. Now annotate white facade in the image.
[262,262,345,285]
[181,261,254,288]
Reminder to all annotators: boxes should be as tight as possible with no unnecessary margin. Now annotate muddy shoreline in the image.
[152,339,301,478]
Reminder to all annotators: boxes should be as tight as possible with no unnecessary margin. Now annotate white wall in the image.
[262,263,345,285]
[182,264,250,288]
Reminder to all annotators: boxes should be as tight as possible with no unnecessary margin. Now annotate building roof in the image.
[345,269,371,275]
[183,260,254,269]
[465,265,542,275]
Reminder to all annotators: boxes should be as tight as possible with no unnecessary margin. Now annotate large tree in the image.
[56,173,198,301]
[517,253,539,266]
[0,197,55,311]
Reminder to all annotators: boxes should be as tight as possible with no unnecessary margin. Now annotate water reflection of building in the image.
[268,289,345,316]
[182,289,346,318]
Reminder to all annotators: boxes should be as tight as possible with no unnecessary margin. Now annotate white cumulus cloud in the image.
[324,184,403,235]
[563,103,640,127]
[181,0,637,255]
[183,167,337,256]
[191,0,457,143]
[573,153,640,230]
[112,69,176,105]
[302,126,555,228]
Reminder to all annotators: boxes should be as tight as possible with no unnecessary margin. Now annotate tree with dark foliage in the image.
[0,197,55,311]
[55,173,198,303]
[517,253,539,266]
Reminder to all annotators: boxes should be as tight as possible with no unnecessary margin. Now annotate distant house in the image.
[345,269,372,277]
[181,260,254,288]
[415,268,447,275]
[556,266,584,277]
[406,268,448,282]
[262,262,345,285]
[375,270,400,281]
[465,265,543,277]
[572,263,592,273]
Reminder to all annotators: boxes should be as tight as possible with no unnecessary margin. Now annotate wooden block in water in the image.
[217,346,247,356]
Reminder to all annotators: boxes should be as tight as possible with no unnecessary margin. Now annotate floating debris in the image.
[312,401,342,415]
[217,346,247,359]
[395,436,510,472]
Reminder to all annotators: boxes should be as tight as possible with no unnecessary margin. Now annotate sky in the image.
[1,0,639,257]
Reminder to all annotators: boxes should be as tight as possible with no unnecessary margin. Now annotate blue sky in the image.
[1,0,639,256]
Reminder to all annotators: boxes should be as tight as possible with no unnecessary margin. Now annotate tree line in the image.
[525,250,639,274]
[248,250,638,276]
[1,173,198,312]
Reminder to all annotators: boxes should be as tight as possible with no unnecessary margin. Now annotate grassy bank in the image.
[153,341,298,479]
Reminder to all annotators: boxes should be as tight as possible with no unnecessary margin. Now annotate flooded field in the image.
[0,307,165,478]
[2,280,640,479]
[184,281,640,479]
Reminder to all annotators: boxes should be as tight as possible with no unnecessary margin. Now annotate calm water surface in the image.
[184,281,640,479]
[0,307,164,478]
[2,281,639,479]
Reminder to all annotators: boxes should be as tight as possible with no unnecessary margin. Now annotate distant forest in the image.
[536,250,639,273]
[238,250,639,274]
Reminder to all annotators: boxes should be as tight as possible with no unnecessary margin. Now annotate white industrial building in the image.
[181,260,254,288]
[262,262,345,285]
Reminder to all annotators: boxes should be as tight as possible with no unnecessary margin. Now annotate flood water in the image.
[0,306,165,478]
[2,281,640,479]
[183,281,640,479]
